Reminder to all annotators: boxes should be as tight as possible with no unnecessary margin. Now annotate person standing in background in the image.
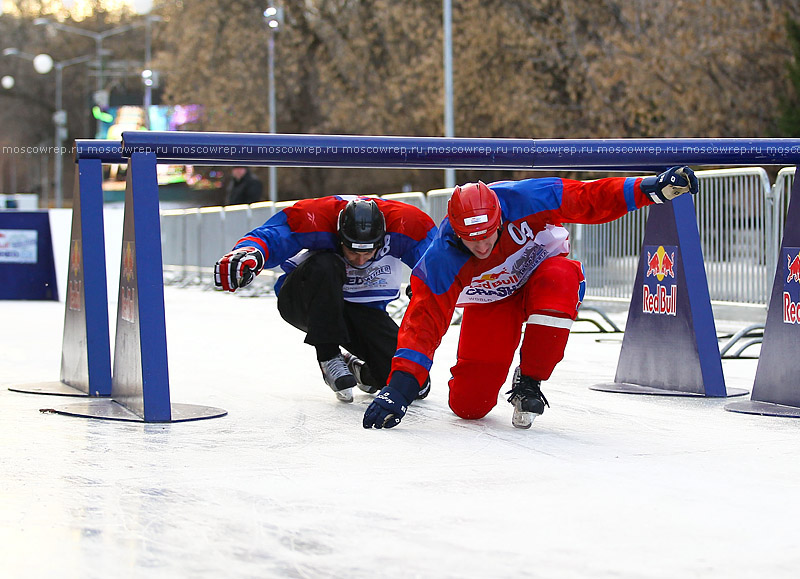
[226,167,264,205]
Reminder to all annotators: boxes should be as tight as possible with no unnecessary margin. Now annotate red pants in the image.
[448,256,585,419]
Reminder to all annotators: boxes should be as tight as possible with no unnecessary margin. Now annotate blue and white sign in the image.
[0,229,38,263]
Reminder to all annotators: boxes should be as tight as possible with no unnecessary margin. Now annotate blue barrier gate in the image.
[41,134,800,421]
[8,159,112,397]
[727,168,800,416]
[49,149,227,422]
[591,195,748,397]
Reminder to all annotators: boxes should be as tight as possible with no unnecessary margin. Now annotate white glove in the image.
[641,166,699,203]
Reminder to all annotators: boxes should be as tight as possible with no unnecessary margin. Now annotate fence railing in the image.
[567,167,785,305]
[160,167,795,307]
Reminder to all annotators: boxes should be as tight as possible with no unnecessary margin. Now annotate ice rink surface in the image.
[2,207,799,578]
[2,285,799,579]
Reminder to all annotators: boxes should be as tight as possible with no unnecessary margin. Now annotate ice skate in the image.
[342,351,380,394]
[417,377,431,400]
[319,354,356,402]
[343,351,432,399]
[505,366,549,429]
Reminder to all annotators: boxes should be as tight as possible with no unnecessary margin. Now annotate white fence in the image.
[160,167,795,306]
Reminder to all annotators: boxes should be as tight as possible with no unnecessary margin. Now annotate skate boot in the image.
[417,376,431,400]
[319,354,356,403]
[505,366,549,429]
[342,352,380,394]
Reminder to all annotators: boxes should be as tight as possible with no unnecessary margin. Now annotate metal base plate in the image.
[724,400,800,418]
[43,399,228,423]
[8,381,108,397]
[590,382,749,398]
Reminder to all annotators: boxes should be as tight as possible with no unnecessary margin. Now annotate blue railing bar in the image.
[73,137,663,171]
[119,133,800,168]
[74,140,126,164]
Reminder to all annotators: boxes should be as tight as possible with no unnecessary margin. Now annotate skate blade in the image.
[356,383,379,394]
[335,388,354,403]
[512,411,534,429]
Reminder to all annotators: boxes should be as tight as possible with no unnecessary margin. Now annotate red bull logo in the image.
[471,269,519,291]
[122,242,135,282]
[68,280,82,312]
[120,287,136,323]
[787,252,800,284]
[645,246,676,281]
[70,239,81,277]
[643,285,677,316]
[643,244,677,316]
[784,248,800,324]
[68,239,82,312]
[477,269,508,282]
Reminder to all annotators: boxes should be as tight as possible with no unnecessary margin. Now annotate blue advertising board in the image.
[0,211,58,300]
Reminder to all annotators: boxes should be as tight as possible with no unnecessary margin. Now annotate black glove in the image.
[641,166,699,204]
[363,371,419,429]
[214,246,265,292]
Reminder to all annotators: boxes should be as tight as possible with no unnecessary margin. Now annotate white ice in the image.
[1,209,799,579]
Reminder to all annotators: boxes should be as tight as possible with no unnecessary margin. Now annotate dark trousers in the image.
[276,251,399,388]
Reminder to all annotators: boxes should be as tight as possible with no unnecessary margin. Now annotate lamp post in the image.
[3,48,94,207]
[443,0,455,188]
[33,17,149,136]
[264,4,283,204]
[53,54,97,207]
[141,14,163,125]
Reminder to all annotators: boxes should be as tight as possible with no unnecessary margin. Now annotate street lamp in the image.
[443,0,455,188]
[33,17,149,136]
[33,53,54,74]
[264,4,283,204]
[1,75,14,90]
[141,14,163,124]
[3,47,94,207]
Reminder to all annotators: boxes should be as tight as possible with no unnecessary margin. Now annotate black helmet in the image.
[337,199,386,252]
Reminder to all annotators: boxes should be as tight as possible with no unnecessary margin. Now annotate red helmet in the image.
[447,181,501,240]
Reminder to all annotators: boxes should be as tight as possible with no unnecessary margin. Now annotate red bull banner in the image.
[67,239,82,312]
[643,245,678,316]
[783,247,800,324]
[120,241,137,324]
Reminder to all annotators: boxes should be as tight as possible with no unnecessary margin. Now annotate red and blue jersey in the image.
[392,176,655,386]
[233,195,437,309]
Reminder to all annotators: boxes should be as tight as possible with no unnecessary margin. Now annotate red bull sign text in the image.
[784,248,800,324]
[643,245,678,316]
[120,241,136,323]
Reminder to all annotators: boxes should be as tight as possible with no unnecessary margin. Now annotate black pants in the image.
[277,251,399,388]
